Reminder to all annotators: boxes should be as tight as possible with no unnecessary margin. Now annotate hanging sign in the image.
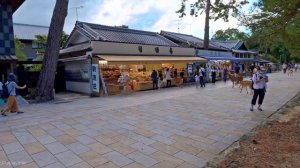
[188,64,193,73]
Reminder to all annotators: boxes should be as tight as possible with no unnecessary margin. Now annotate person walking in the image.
[1,73,26,116]
[195,73,200,88]
[235,63,240,74]
[151,70,158,90]
[0,80,3,99]
[166,68,172,87]
[211,66,217,84]
[158,70,164,89]
[295,63,298,72]
[223,66,228,82]
[282,63,287,74]
[250,66,268,111]
[179,69,184,88]
[199,66,206,87]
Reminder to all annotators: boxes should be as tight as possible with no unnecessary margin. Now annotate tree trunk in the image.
[204,0,211,50]
[35,0,69,102]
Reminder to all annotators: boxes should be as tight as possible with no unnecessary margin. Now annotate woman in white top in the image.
[250,66,268,111]
[166,68,172,87]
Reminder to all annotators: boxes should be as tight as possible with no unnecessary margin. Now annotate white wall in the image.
[66,81,91,94]
[91,41,195,56]
[64,60,91,94]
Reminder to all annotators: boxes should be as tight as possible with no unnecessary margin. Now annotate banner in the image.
[91,64,100,93]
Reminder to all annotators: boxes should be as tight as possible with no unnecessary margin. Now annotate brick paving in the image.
[0,72,299,168]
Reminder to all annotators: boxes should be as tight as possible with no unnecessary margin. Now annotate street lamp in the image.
[69,5,84,21]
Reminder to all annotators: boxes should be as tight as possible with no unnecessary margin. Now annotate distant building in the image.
[13,23,49,60]
[160,31,236,61]
[211,40,257,60]
[0,0,25,81]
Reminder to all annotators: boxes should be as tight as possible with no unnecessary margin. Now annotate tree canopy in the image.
[240,0,300,60]
[177,0,248,49]
[211,28,249,41]
[15,38,27,61]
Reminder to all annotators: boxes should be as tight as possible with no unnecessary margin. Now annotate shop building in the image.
[160,31,237,81]
[211,40,258,74]
[0,0,25,82]
[59,21,206,96]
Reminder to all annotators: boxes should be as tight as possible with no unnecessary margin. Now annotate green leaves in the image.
[211,28,249,41]
[241,0,300,60]
[15,38,27,61]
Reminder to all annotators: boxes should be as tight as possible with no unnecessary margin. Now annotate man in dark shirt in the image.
[235,64,240,74]
[151,70,158,89]
[179,70,185,88]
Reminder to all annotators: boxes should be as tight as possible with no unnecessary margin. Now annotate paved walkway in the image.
[0,72,299,168]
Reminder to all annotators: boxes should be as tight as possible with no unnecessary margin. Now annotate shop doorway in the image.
[0,63,9,82]
[54,62,66,93]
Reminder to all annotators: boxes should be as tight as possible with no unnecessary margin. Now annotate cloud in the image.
[89,0,246,39]
[13,0,250,37]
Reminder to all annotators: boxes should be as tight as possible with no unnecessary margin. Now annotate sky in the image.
[13,0,255,39]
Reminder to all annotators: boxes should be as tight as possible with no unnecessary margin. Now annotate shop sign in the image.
[92,64,100,92]
[188,64,193,73]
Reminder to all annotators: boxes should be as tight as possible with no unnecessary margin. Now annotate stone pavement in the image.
[0,72,299,168]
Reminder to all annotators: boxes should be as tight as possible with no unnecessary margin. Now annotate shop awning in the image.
[96,55,207,63]
[254,58,271,63]
[200,56,240,61]
[59,55,89,62]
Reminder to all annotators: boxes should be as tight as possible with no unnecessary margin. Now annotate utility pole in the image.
[177,20,180,33]
[70,6,84,21]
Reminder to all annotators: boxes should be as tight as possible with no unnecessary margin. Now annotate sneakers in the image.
[257,107,263,111]
[250,107,253,111]
[17,111,24,114]
[1,110,7,116]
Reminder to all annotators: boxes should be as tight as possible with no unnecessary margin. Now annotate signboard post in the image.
[91,64,100,93]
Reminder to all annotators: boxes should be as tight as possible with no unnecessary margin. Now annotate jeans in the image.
[152,80,158,89]
[223,74,227,82]
[251,89,265,105]
[200,76,205,87]
[166,80,171,87]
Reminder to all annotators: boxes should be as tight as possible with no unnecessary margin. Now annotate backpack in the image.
[2,82,11,99]
[201,69,206,77]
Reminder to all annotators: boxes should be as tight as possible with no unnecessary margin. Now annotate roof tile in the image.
[13,23,49,41]
[75,21,178,47]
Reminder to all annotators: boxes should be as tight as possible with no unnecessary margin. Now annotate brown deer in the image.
[239,80,253,94]
[228,73,243,88]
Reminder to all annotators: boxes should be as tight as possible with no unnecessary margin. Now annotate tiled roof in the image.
[9,0,25,12]
[160,31,228,51]
[60,43,91,55]
[210,40,244,50]
[13,23,49,41]
[74,21,178,47]
[0,55,17,61]
[232,49,257,54]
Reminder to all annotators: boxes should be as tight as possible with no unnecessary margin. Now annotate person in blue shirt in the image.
[1,73,26,116]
